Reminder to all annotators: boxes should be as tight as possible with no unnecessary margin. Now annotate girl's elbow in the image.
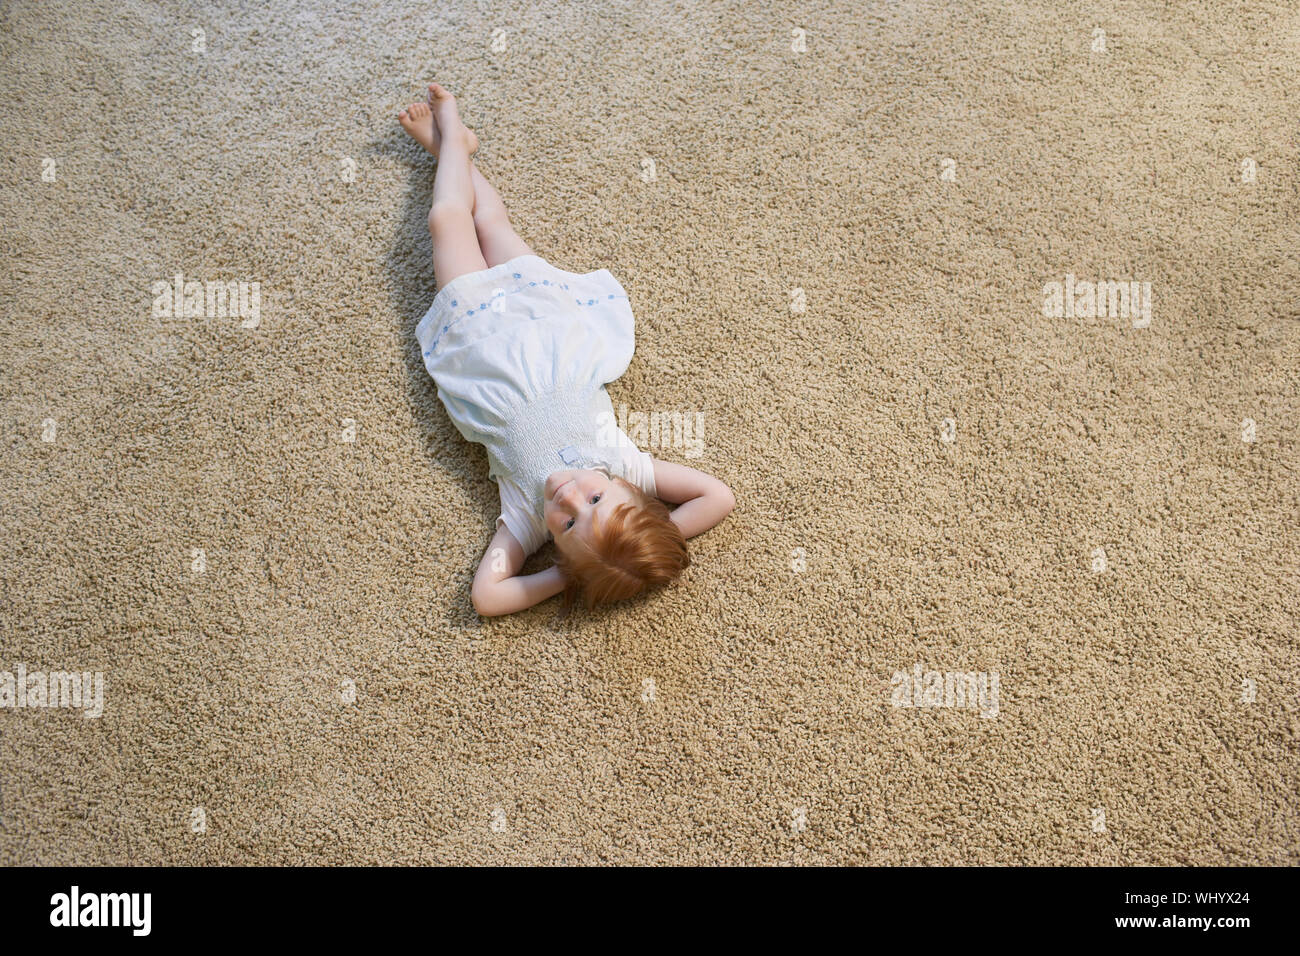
[471,582,502,617]
[718,483,736,516]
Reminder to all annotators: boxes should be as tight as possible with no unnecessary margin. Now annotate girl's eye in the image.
[565,518,575,530]
[591,494,602,504]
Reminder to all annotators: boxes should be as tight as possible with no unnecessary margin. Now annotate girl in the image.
[400,84,735,617]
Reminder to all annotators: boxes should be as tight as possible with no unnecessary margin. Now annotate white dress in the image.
[416,253,657,555]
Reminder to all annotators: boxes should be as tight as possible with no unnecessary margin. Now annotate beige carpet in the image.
[1,0,1297,865]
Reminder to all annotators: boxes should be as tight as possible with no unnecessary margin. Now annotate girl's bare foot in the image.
[427,82,478,155]
[398,101,439,155]
[397,86,479,157]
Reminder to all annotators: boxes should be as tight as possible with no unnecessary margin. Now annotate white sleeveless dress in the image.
[416,254,657,555]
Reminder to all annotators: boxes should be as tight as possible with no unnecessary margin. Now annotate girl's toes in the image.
[398,100,441,155]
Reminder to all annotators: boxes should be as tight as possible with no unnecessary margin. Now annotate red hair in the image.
[553,476,690,610]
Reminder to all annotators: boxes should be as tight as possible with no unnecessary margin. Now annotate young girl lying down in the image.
[400,83,735,616]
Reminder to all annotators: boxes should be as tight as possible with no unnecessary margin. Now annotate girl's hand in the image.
[470,523,565,616]
[651,458,736,539]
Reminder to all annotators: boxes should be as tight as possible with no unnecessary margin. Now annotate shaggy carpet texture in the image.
[1,0,1296,865]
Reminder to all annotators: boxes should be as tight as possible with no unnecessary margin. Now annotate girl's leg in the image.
[418,84,533,267]
[398,84,532,273]
[469,164,536,268]
[422,85,486,290]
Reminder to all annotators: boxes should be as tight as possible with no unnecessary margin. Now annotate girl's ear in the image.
[613,474,670,519]
[610,474,639,496]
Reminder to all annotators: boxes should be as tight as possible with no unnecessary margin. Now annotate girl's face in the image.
[544,468,634,549]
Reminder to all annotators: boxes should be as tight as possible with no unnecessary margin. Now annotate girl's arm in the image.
[652,458,736,538]
[470,461,734,616]
[470,523,565,617]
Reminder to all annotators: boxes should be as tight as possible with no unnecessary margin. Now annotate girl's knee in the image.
[472,205,511,234]
[428,201,472,235]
